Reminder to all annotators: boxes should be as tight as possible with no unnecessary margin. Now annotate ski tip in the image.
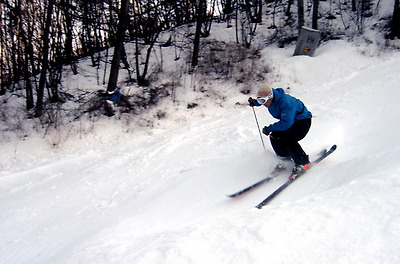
[331,144,337,151]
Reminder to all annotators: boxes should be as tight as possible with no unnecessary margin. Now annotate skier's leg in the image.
[270,118,311,165]
[270,135,290,159]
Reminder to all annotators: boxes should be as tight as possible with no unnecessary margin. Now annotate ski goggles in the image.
[256,92,274,104]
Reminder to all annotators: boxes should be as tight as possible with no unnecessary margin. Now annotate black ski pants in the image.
[269,118,311,166]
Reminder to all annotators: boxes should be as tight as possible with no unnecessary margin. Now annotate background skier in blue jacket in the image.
[249,84,312,175]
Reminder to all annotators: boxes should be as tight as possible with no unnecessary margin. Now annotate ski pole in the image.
[252,106,266,151]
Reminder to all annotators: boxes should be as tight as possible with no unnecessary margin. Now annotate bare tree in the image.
[132,0,164,86]
[107,0,130,93]
[60,0,77,74]
[35,0,55,117]
[16,0,35,109]
[235,0,259,48]
[192,0,206,69]
[243,0,263,23]
[134,31,160,86]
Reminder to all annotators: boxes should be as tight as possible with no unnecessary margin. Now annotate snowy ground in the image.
[2,39,400,263]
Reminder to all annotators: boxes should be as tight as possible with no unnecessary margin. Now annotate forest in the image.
[1,0,399,121]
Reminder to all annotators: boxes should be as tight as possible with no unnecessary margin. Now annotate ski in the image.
[227,165,287,198]
[255,144,337,209]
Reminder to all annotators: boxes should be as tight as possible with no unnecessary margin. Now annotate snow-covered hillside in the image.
[1,38,400,263]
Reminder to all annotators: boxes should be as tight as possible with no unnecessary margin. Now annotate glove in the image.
[248,97,255,106]
[262,126,270,135]
[248,97,261,107]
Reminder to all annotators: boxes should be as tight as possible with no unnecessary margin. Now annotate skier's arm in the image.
[268,107,296,132]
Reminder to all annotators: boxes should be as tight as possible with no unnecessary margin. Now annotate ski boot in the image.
[289,163,310,180]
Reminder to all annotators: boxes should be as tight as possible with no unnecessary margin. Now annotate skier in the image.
[248,84,312,175]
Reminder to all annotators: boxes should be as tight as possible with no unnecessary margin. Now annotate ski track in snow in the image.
[1,40,400,263]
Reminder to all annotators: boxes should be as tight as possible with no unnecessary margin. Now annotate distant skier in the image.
[248,84,312,175]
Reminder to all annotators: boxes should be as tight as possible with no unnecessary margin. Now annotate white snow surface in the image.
[2,39,400,263]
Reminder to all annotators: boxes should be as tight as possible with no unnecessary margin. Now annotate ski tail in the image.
[227,165,287,198]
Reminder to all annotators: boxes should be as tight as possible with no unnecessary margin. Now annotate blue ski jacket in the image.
[267,88,312,132]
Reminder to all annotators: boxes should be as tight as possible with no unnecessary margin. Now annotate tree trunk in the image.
[107,0,130,93]
[297,0,305,34]
[191,0,206,69]
[16,0,34,108]
[61,0,77,74]
[312,0,319,30]
[0,1,4,95]
[392,0,400,39]
[136,32,159,87]
[35,0,55,117]
[286,0,293,17]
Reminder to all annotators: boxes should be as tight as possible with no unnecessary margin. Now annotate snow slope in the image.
[1,40,400,264]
